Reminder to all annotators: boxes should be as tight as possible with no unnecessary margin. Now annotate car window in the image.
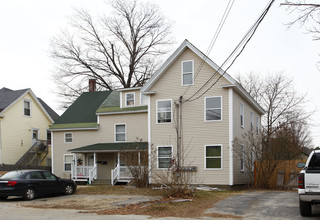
[0,171,24,179]
[42,171,57,180]
[308,153,320,169]
[26,172,45,180]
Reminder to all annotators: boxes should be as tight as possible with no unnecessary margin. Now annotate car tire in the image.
[299,199,312,217]
[64,184,74,195]
[24,188,36,200]
[0,196,8,200]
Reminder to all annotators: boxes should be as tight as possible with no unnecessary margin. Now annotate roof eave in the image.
[96,109,148,115]
[222,84,265,115]
[49,127,99,132]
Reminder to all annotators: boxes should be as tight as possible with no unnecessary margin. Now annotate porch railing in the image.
[71,165,94,180]
[88,164,97,184]
[111,165,120,185]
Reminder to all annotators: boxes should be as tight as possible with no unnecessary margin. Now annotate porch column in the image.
[117,152,120,178]
[94,152,97,166]
[73,153,77,179]
[138,152,141,166]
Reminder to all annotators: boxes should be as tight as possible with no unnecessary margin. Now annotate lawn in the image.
[76,185,243,218]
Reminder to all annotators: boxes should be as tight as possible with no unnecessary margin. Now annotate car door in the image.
[25,171,46,195]
[41,171,62,194]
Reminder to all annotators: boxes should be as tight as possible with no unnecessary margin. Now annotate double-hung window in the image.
[157,100,172,123]
[64,154,74,172]
[205,145,222,169]
[115,124,126,142]
[125,93,135,107]
[256,116,260,135]
[182,60,194,86]
[24,100,31,116]
[64,133,73,143]
[157,146,172,168]
[250,112,254,132]
[241,146,245,172]
[205,97,222,121]
[240,102,244,127]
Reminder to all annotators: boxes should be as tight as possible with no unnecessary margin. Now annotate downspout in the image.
[0,119,2,164]
[177,96,183,168]
[229,88,234,186]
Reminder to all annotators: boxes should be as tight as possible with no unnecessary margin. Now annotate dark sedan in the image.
[0,170,77,200]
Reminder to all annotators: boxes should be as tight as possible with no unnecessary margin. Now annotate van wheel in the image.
[24,188,36,200]
[299,199,312,216]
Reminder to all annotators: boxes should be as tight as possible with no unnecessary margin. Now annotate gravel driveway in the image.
[206,190,320,219]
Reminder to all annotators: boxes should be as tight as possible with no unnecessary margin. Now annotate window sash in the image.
[24,101,31,116]
[182,61,193,85]
[64,133,72,143]
[157,100,172,123]
[125,93,135,106]
[205,145,222,169]
[158,146,172,168]
[64,155,73,171]
[205,97,222,121]
[115,124,126,141]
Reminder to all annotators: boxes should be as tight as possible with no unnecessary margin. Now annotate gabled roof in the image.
[51,91,113,130]
[0,88,28,112]
[141,39,265,115]
[0,87,59,123]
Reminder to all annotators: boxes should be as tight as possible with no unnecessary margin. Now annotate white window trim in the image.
[64,132,73,143]
[23,99,32,117]
[63,154,74,172]
[241,145,245,172]
[114,123,127,142]
[204,144,223,170]
[240,102,244,128]
[157,145,173,169]
[181,60,194,86]
[204,96,223,122]
[156,99,173,124]
[125,92,135,107]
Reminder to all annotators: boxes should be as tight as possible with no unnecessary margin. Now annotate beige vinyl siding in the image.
[0,93,51,164]
[121,89,142,107]
[232,91,261,184]
[148,48,230,185]
[52,112,147,178]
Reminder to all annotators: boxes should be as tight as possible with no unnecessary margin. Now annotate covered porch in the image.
[68,142,148,185]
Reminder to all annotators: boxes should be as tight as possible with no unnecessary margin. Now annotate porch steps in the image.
[90,179,111,185]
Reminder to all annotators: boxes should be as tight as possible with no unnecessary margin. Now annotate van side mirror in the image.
[297,162,306,168]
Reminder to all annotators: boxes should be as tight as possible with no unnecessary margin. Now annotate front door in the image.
[87,154,94,166]
[32,129,39,146]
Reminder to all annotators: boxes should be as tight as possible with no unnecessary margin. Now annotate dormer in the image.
[118,87,148,108]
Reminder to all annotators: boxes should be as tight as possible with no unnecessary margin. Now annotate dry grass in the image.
[82,189,242,218]
[23,185,243,218]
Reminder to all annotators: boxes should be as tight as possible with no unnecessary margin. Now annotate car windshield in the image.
[308,153,320,169]
[0,171,24,179]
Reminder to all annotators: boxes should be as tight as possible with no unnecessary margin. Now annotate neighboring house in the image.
[50,40,264,186]
[0,87,59,166]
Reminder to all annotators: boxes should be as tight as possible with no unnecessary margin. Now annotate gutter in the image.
[96,109,148,116]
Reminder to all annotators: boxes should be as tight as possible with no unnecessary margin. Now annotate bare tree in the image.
[237,72,311,142]
[281,1,320,40]
[51,0,172,107]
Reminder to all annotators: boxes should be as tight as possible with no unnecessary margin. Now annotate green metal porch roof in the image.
[68,142,148,152]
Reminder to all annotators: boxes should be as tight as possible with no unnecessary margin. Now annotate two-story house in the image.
[50,40,264,186]
[0,87,59,166]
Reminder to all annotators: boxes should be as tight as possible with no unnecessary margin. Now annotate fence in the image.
[254,159,305,189]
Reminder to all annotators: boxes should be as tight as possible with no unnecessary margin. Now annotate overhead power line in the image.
[182,0,235,97]
[185,0,275,103]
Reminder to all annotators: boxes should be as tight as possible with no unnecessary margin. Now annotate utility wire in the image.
[185,0,275,103]
[181,0,235,98]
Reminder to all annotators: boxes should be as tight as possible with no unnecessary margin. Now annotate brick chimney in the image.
[89,79,96,92]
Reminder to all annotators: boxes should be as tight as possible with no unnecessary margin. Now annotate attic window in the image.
[24,100,31,116]
[182,60,194,86]
[125,93,135,107]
